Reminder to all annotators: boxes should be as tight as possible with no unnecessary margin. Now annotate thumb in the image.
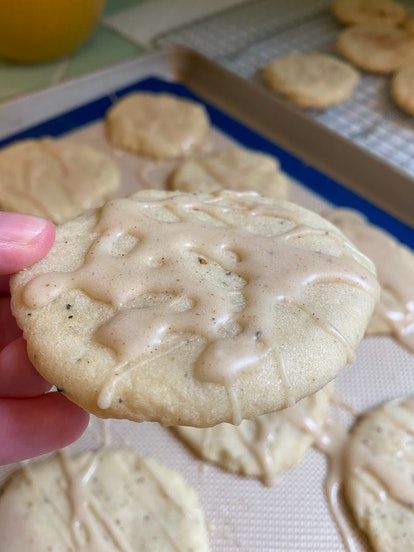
[0,212,55,275]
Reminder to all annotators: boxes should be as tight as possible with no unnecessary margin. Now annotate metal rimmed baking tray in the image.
[0,48,412,552]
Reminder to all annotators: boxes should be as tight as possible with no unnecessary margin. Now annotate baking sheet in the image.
[0,56,413,552]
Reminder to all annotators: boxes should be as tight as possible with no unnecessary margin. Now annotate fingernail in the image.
[0,212,48,246]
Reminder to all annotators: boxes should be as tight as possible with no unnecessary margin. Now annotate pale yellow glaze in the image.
[21,192,379,423]
[326,209,414,352]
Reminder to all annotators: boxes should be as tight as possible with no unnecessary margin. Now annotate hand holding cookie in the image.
[0,212,88,465]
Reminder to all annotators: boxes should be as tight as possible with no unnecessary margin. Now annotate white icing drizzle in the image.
[280,395,414,551]
[347,398,414,509]
[326,208,414,352]
[23,193,378,422]
[281,403,360,552]
[57,450,132,552]
[101,419,111,448]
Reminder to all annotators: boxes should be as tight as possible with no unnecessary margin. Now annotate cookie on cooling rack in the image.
[106,93,210,160]
[262,52,358,109]
[0,448,209,552]
[175,385,332,485]
[331,0,406,26]
[0,138,120,224]
[344,397,414,552]
[11,190,378,427]
[391,63,414,116]
[169,147,289,199]
[337,23,414,74]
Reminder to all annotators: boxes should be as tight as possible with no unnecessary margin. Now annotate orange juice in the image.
[0,0,105,63]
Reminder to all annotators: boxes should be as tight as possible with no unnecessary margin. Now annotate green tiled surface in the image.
[0,0,145,102]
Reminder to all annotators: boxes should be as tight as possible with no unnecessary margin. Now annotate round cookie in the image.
[391,63,414,115]
[331,0,406,26]
[0,448,209,551]
[262,52,358,109]
[175,385,332,485]
[106,93,210,159]
[344,397,414,552]
[0,138,120,224]
[325,208,414,352]
[10,190,379,427]
[337,23,414,74]
[169,148,289,199]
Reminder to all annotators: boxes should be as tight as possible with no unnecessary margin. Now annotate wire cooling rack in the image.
[156,0,414,178]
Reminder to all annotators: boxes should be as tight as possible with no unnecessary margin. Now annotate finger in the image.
[0,297,21,351]
[0,338,51,398]
[0,393,89,464]
[0,212,55,275]
[0,275,10,296]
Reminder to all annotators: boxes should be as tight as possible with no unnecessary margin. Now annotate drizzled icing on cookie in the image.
[189,386,329,487]
[346,397,414,509]
[326,209,414,352]
[284,396,414,551]
[17,450,188,552]
[22,192,378,423]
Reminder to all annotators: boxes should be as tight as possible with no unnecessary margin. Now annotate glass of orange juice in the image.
[0,0,105,63]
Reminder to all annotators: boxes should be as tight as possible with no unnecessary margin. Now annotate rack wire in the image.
[157,0,414,178]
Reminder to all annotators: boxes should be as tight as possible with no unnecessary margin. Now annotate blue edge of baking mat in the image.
[0,76,412,247]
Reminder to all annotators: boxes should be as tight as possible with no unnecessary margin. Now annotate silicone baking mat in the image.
[0,77,413,551]
[156,0,414,180]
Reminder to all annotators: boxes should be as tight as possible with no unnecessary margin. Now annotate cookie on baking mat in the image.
[169,147,289,199]
[0,448,209,551]
[0,138,120,224]
[175,385,332,485]
[344,397,414,552]
[337,23,414,74]
[11,190,378,427]
[391,63,414,116]
[262,53,358,109]
[326,208,414,352]
[106,93,210,159]
[331,0,406,26]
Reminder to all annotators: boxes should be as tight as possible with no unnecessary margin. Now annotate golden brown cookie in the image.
[0,138,120,224]
[331,0,406,26]
[106,93,210,159]
[344,397,414,552]
[0,448,209,551]
[169,148,289,199]
[262,52,358,109]
[337,23,414,74]
[11,190,378,427]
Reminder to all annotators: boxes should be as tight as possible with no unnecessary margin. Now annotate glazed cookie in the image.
[262,53,358,109]
[169,148,289,199]
[326,209,414,352]
[331,0,406,26]
[391,63,414,115]
[344,397,414,552]
[11,190,379,427]
[0,448,209,551]
[106,93,210,159]
[337,23,414,74]
[0,138,120,224]
[175,385,332,485]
